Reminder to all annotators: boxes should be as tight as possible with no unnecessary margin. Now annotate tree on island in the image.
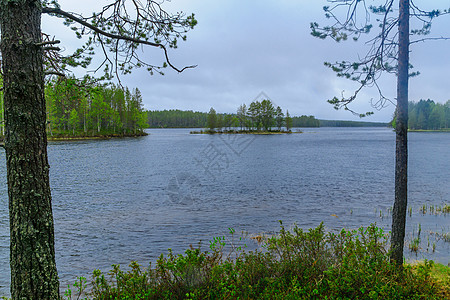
[248,100,262,130]
[275,106,285,131]
[312,0,448,265]
[285,110,293,131]
[260,99,276,131]
[205,100,289,133]
[207,107,217,131]
[223,113,234,130]
[216,112,224,131]
[0,0,196,297]
[246,99,280,131]
[237,104,248,130]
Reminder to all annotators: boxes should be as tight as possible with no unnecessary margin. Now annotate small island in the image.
[190,99,309,134]
[190,129,299,134]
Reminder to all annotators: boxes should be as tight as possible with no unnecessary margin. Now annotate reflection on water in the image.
[0,127,448,296]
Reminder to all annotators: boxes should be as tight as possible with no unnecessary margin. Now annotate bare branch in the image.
[42,7,160,47]
[44,71,66,77]
[42,6,197,74]
[410,36,450,44]
[43,46,61,51]
[36,40,61,46]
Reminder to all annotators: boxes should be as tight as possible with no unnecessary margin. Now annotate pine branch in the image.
[42,7,197,73]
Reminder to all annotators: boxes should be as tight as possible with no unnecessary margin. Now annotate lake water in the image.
[0,127,449,296]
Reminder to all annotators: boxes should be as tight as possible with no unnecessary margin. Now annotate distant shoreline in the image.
[47,132,148,141]
[190,129,301,135]
[0,132,148,145]
[408,129,450,132]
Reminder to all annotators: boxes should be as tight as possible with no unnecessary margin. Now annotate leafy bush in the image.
[65,223,447,299]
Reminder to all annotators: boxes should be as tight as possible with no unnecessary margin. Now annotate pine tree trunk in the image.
[0,0,60,298]
[390,0,409,266]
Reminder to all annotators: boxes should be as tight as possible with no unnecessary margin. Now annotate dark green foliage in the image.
[275,106,284,130]
[77,224,444,299]
[147,109,208,128]
[45,77,147,137]
[285,110,293,131]
[291,115,320,127]
[148,99,287,132]
[206,107,217,131]
[248,100,263,130]
[407,99,449,130]
[245,99,282,131]
[259,100,276,131]
[319,119,388,127]
[237,104,248,130]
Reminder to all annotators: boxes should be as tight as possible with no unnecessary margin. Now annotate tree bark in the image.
[0,0,60,298]
[390,0,409,266]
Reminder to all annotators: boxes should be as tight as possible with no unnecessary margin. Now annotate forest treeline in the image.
[147,110,208,128]
[293,116,321,127]
[406,99,450,130]
[319,120,388,127]
[147,109,390,129]
[45,77,147,137]
[2,75,446,134]
[0,76,147,138]
[147,109,321,129]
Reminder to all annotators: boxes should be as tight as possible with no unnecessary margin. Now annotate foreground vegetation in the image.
[61,223,448,300]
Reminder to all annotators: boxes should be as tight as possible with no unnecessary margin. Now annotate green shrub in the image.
[65,223,446,299]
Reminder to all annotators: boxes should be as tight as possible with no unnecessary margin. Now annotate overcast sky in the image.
[42,0,450,122]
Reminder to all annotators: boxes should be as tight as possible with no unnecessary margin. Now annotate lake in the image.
[0,127,449,296]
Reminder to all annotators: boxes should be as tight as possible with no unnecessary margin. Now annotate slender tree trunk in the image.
[1,98,4,136]
[390,0,409,266]
[97,113,101,133]
[84,101,87,133]
[0,0,60,298]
